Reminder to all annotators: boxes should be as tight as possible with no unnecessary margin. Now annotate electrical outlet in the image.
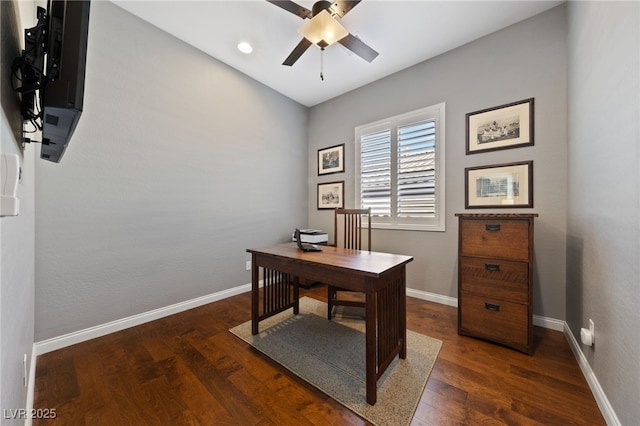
[246,260,251,271]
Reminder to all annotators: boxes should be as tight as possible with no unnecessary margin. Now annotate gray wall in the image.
[1,105,36,426]
[1,1,36,421]
[566,2,640,424]
[34,1,309,341]
[308,6,568,320]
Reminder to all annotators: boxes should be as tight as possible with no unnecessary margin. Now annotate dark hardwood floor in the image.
[33,285,605,425]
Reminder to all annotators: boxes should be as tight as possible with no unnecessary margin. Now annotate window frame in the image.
[355,103,446,232]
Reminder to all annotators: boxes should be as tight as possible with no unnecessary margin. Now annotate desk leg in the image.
[293,275,300,315]
[251,253,259,335]
[365,282,377,405]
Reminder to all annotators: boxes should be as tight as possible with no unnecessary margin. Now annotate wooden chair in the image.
[327,208,371,319]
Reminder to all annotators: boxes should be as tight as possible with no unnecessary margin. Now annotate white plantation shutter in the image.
[355,104,445,231]
[360,129,391,216]
[397,120,436,218]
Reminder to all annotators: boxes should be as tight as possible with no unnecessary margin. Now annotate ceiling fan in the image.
[267,0,379,67]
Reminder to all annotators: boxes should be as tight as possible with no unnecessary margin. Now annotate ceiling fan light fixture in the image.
[297,9,348,48]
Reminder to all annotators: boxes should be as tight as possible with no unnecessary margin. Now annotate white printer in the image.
[292,229,328,245]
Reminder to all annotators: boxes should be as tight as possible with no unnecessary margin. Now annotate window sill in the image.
[370,223,445,232]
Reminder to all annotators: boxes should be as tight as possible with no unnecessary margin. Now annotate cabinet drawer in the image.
[459,293,528,349]
[460,256,529,303]
[460,218,530,260]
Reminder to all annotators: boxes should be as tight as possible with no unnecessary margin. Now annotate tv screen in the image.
[13,0,90,163]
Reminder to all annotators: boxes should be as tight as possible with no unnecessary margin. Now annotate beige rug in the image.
[230,297,442,426]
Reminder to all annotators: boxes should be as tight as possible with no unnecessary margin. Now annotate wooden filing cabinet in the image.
[455,213,538,354]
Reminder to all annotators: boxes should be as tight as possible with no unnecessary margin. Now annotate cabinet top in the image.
[454,213,538,218]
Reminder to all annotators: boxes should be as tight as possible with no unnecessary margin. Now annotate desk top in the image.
[247,243,413,277]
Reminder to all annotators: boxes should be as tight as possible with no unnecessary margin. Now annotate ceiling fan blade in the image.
[330,1,361,18]
[266,1,312,19]
[283,38,313,66]
[338,33,379,63]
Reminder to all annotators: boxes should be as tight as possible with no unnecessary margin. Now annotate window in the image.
[355,103,445,231]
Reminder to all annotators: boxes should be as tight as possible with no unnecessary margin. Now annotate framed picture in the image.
[465,161,533,208]
[318,144,345,175]
[317,181,344,210]
[466,98,534,154]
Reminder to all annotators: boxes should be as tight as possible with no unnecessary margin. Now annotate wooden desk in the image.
[246,242,413,405]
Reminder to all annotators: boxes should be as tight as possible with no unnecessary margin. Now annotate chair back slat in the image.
[333,208,371,251]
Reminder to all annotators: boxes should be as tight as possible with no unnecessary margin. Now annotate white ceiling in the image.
[111,0,562,107]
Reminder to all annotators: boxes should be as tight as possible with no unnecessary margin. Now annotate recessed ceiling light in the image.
[237,42,253,54]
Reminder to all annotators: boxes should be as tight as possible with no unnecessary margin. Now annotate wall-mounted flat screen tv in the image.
[14,0,90,163]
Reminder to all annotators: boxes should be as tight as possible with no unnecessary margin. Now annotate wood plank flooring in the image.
[33,285,605,425]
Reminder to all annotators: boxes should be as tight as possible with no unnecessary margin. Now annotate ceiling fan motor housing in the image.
[312,1,333,17]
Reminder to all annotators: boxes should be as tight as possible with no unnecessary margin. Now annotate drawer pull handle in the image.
[485,224,501,231]
[485,303,500,312]
[485,263,500,272]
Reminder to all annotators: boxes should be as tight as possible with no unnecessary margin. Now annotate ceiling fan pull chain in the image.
[320,48,324,81]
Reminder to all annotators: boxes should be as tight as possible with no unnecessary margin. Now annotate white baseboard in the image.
[24,349,37,426]
[33,283,251,356]
[533,313,565,331]
[407,288,458,307]
[563,323,621,426]
[32,285,567,355]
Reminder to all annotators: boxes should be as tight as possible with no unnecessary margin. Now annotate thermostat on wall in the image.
[1,152,20,217]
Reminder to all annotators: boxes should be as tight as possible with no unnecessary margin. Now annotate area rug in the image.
[229,297,442,426]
